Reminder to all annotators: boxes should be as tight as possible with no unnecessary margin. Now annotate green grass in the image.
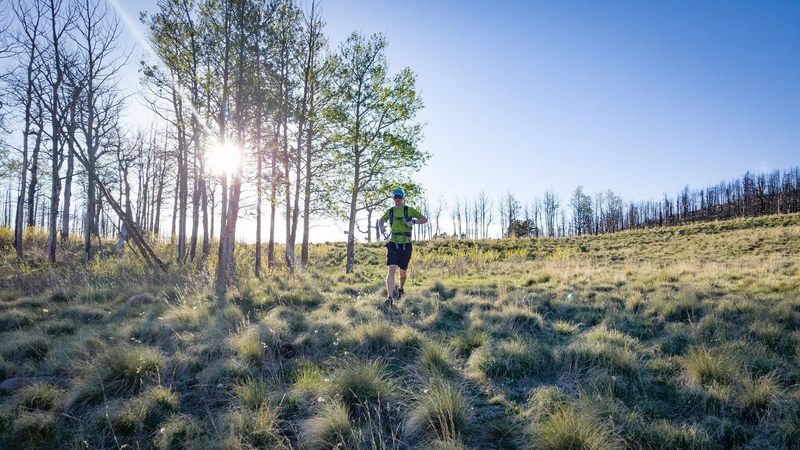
[469,338,553,380]
[1,213,800,448]
[404,380,469,442]
[98,344,165,396]
[530,406,617,450]
[329,358,397,414]
[299,400,353,450]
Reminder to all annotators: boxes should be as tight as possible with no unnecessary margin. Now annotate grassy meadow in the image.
[1,214,799,449]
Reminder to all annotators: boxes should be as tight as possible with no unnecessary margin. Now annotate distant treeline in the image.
[411,167,800,240]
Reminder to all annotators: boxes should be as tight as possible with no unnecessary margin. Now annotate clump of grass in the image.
[684,346,739,386]
[469,339,552,380]
[692,314,736,345]
[643,420,712,450]
[429,438,469,450]
[498,305,545,331]
[10,411,63,449]
[99,344,165,396]
[404,381,468,442]
[430,281,457,300]
[552,320,580,335]
[13,383,64,411]
[420,305,465,332]
[290,359,326,396]
[299,401,353,450]
[748,320,787,351]
[330,359,396,413]
[61,305,106,323]
[530,406,616,450]
[43,319,77,336]
[49,290,73,303]
[419,341,457,379]
[196,358,251,389]
[348,321,395,355]
[393,325,424,356]
[126,293,157,307]
[112,386,179,434]
[0,308,36,331]
[157,414,201,450]
[526,386,571,422]
[234,327,270,365]
[449,328,486,358]
[1,334,49,362]
[233,378,271,411]
[650,291,705,322]
[738,373,780,417]
[162,303,210,333]
[561,340,639,377]
[227,402,287,448]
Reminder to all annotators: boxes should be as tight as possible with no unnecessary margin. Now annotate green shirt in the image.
[381,205,423,244]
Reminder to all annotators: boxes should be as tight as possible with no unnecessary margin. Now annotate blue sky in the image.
[112,0,800,239]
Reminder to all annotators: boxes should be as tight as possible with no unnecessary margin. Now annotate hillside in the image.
[1,214,800,449]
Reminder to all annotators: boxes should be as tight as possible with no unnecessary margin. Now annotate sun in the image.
[206,141,242,176]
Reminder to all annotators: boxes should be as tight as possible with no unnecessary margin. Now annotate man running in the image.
[378,188,428,308]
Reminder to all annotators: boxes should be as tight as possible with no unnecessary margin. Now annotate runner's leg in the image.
[386,265,397,298]
[399,269,407,291]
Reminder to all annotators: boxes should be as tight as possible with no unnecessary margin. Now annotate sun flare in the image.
[206,141,242,176]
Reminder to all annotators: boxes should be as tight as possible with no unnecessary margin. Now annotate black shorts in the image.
[386,242,413,270]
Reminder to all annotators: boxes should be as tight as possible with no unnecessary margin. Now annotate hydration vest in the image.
[389,205,412,239]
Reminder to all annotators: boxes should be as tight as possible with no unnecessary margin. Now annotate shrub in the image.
[404,381,468,442]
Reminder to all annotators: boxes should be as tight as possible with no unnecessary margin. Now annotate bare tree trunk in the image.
[300,86,315,268]
[345,145,360,274]
[47,0,65,264]
[61,102,76,242]
[255,102,263,277]
[268,136,277,267]
[27,115,42,228]
[170,180,178,244]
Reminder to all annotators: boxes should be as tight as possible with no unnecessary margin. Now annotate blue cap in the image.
[393,188,405,198]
